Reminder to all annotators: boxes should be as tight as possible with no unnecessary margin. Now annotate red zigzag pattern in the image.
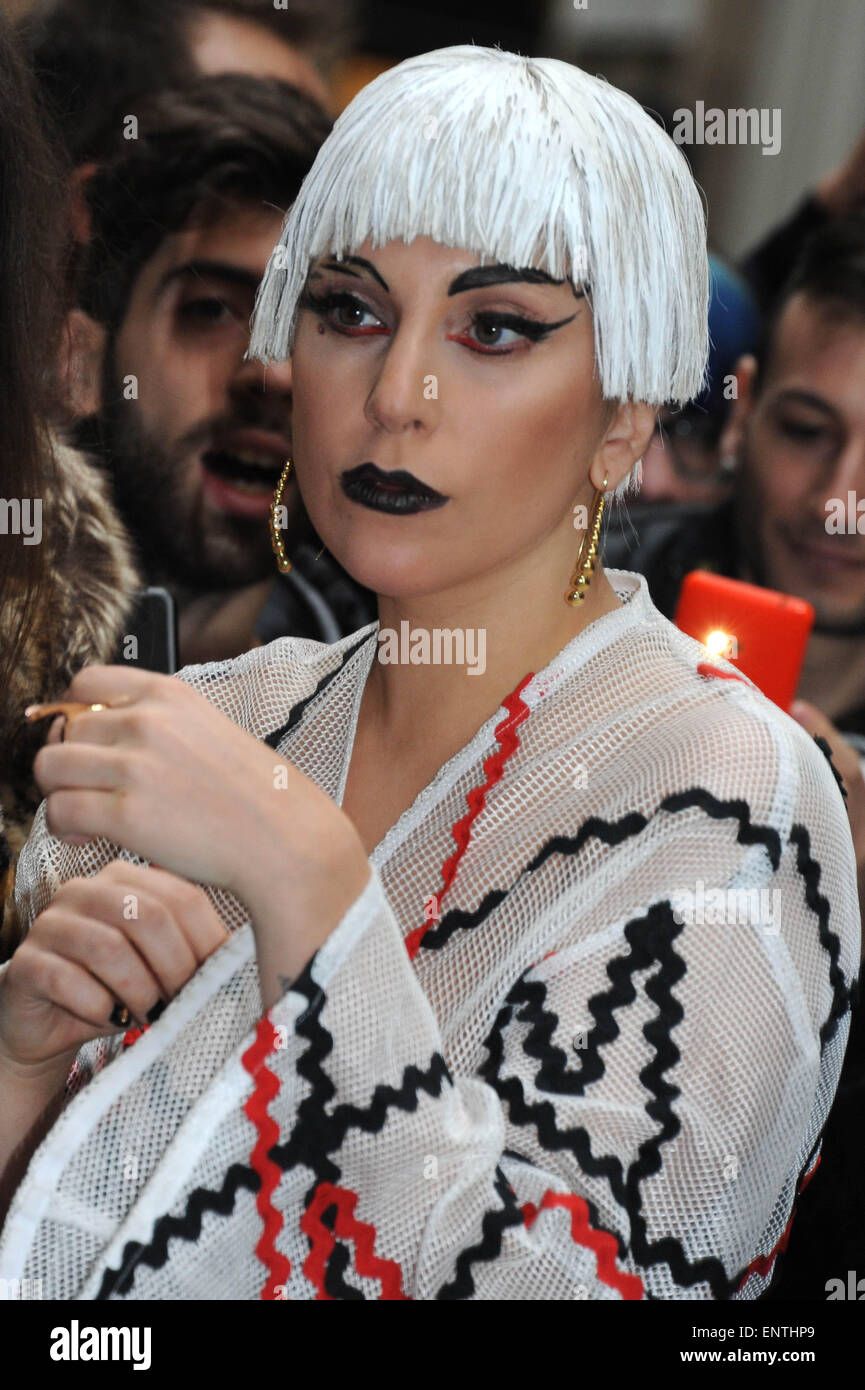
[405,672,534,959]
[301,1181,411,1300]
[242,1017,292,1300]
[523,1190,644,1300]
[246,671,536,1298]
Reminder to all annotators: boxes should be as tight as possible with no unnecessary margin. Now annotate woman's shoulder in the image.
[651,613,843,823]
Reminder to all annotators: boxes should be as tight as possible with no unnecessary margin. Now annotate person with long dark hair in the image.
[0,12,139,961]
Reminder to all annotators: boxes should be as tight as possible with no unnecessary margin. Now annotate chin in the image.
[328,539,457,602]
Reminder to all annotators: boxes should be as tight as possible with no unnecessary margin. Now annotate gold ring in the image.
[24,701,111,741]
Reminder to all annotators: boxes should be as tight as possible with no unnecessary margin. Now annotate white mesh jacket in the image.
[0,570,859,1301]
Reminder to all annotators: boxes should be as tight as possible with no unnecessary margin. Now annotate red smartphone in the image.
[674,570,814,712]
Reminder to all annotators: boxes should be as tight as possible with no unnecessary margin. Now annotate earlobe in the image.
[591,400,655,492]
[59,309,106,419]
[717,353,756,467]
[732,353,758,411]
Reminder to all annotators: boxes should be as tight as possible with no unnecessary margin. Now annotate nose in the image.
[823,435,865,504]
[364,325,437,435]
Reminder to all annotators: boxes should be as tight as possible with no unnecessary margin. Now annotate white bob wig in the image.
[250,45,709,496]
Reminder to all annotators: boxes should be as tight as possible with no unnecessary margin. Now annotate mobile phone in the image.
[114,587,178,674]
[674,570,814,712]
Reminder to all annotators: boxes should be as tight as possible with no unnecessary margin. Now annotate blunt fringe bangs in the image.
[250,46,709,493]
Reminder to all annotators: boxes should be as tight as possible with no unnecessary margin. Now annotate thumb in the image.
[790,698,826,733]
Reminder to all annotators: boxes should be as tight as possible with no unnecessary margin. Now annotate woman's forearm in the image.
[0,1050,71,1228]
[233,809,373,1011]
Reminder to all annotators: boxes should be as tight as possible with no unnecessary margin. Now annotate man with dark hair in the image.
[635,254,761,508]
[73,75,374,667]
[20,0,356,163]
[606,216,865,745]
[604,214,865,1300]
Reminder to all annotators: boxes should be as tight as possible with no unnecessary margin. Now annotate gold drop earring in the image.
[270,458,294,573]
[270,458,327,571]
[564,471,608,606]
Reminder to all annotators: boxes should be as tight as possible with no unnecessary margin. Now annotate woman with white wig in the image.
[0,46,858,1301]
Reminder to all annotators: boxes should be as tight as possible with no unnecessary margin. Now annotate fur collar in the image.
[0,437,140,958]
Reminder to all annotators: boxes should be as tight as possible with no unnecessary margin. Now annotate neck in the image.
[175,579,272,666]
[364,545,623,746]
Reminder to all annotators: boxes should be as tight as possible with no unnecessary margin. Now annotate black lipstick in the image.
[340,462,449,515]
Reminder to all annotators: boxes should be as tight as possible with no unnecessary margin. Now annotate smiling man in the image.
[606,217,865,738]
[74,75,374,665]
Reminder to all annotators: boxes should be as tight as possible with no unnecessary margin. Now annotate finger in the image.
[48,714,67,746]
[65,664,181,709]
[65,664,156,704]
[97,862,229,963]
[117,894,200,998]
[10,942,129,1035]
[55,697,190,751]
[791,700,859,782]
[52,703,141,749]
[790,698,834,738]
[34,741,127,793]
[150,876,230,964]
[56,873,200,997]
[33,911,163,1026]
[44,787,126,844]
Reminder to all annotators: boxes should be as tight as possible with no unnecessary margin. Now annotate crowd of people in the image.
[0,0,860,1303]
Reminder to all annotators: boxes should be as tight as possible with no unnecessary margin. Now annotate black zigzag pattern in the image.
[788,823,853,1048]
[417,890,507,952]
[480,901,682,1214]
[436,1165,525,1300]
[273,969,449,1223]
[274,1054,451,1175]
[658,788,783,869]
[421,787,787,957]
[95,966,450,1298]
[528,812,652,872]
[289,962,343,1202]
[320,1202,366,1300]
[482,899,739,1299]
[263,629,375,749]
[501,1148,630,1262]
[95,1164,259,1300]
[268,961,453,1182]
[419,814,651,956]
[419,811,650,950]
[618,906,703,1290]
[813,734,849,803]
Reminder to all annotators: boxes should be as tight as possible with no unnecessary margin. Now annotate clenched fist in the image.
[0,861,228,1071]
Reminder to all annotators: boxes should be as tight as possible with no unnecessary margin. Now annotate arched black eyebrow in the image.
[317,256,389,291]
[314,256,585,300]
[447,264,566,294]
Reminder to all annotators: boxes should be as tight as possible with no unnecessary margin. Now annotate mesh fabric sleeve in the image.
[255,789,854,1301]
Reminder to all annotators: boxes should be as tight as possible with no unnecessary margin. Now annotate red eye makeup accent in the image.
[447,310,577,356]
